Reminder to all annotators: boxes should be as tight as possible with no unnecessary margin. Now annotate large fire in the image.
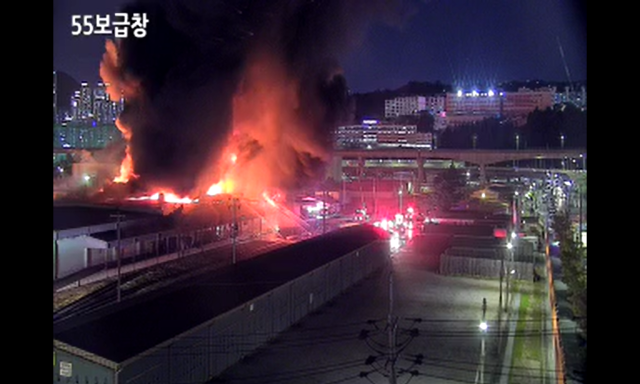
[113,120,137,184]
[127,191,193,205]
[206,179,234,196]
[105,46,327,210]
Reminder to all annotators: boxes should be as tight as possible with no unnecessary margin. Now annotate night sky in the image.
[54,0,586,93]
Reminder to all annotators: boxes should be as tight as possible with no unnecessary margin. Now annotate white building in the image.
[335,120,432,149]
[427,95,446,115]
[384,96,427,118]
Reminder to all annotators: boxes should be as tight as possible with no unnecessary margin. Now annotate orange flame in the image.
[128,190,193,204]
[113,119,138,183]
[206,179,234,196]
[262,191,277,207]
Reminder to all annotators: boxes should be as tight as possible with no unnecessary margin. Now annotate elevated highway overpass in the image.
[330,148,586,184]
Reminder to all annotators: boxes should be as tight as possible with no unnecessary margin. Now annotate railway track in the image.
[53,238,292,324]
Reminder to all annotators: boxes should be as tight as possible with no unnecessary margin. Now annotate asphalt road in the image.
[211,234,506,384]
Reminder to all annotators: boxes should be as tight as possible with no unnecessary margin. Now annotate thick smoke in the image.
[102,0,410,196]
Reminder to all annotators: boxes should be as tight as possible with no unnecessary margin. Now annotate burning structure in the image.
[96,0,409,207]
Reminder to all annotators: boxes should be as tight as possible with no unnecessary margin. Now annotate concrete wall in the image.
[57,219,262,282]
[53,344,115,384]
[56,236,108,278]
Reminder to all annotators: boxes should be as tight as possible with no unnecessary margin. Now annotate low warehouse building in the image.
[53,225,390,384]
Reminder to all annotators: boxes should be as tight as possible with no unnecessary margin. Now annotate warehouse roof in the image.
[53,204,162,231]
[53,224,388,363]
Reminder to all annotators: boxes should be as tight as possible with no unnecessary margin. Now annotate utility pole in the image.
[388,269,397,384]
[230,197,240,264]
[111,211,126,303]
[322,188,327,235]
[341,174,346,209]
[499,250,504,312]
[373,172,377,218]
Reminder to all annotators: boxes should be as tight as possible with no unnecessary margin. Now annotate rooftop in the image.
[53,204,162,231]
[53,224,388,363]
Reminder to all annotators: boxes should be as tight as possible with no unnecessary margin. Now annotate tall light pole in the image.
[515,133,520,168]
[499,244,505,312]
[322,187,327,235]
[506,240,515,312]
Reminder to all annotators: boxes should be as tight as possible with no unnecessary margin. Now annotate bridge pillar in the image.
[416,152,425,186]
[357,156,365,179]
[329,154,343,182]
[479,164,487,186]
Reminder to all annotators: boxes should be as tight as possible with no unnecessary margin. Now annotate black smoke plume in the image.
[102,0,411,195]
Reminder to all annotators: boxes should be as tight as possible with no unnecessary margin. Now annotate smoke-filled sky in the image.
[54,0,586,92]
[53,0,586,195]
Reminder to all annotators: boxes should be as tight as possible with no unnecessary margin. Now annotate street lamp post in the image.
[505,242,513,313]
[478,298,488,384]
[505,239,516,313]
[515,133,520,168]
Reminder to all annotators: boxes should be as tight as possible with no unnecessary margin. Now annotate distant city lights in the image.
[456,88,501,98]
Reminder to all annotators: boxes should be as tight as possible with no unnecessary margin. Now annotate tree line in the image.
[437,104,586,150]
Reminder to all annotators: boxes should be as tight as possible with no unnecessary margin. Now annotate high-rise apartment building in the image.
[64,82,124,124]
[93,82,108,124]
[70,91,81,121]
[79,82,92,121]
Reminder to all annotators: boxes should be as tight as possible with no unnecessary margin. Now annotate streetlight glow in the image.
[479,321,488,331]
